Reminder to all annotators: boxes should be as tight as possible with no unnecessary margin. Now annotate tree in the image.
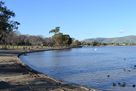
[52,33,72,46]
[72,40,81,46]
[0,1,20,46]
[52,33,63,46]
[49,27,60,34]
[6,31,19,45]
[50,27,72,47]
[62,34,72,46]
[43,37,54,46]
[91,41,101,46]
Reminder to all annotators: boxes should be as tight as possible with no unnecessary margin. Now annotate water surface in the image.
[20,46,136,91]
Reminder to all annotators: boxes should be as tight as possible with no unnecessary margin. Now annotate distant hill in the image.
[84,35,136,43]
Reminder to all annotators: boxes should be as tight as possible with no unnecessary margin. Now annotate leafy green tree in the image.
[62,34,72,46]
[0,1,20,45]
[50,27,72,47]
[52,33,72,46]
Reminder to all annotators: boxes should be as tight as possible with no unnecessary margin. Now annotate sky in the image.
[4,0,136,40]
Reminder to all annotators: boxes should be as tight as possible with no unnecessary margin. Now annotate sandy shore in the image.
[0,50,99,91]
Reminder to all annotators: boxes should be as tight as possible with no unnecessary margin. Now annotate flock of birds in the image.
[93,48,136,88]
[106,58,136,88]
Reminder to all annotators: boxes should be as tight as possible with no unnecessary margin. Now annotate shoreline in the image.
[0,48,99,91]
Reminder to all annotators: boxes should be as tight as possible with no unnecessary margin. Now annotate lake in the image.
[20,46,136,91]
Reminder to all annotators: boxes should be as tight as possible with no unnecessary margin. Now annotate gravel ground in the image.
[0,53,98,91]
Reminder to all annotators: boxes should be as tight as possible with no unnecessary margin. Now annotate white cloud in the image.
[119,29,126,34]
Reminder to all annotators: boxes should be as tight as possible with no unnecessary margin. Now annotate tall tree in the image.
[0,1,20,45]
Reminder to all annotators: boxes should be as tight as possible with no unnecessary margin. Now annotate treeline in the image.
[82,41,107,46]
[0,1,81,49]
[82,41,136,46]
[0,27,81,47]
[0,31,54,46]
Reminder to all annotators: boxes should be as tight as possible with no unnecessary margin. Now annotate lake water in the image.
[20,46,136,91]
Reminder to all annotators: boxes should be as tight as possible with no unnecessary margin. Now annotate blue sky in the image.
[4,0,136,40]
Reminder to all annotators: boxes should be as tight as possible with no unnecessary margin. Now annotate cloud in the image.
[119,29,126,34]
